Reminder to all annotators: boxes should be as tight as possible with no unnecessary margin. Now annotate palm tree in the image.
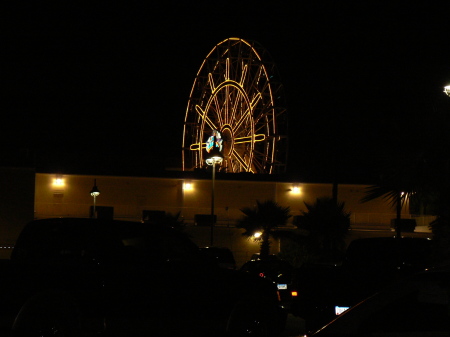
[236,200,291,259]
[295,197,351,264]
[361,154,433,238]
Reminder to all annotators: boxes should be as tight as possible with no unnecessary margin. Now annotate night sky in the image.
[3,1,450,183]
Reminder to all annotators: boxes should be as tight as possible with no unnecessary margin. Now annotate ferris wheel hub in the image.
[220,125,234,158]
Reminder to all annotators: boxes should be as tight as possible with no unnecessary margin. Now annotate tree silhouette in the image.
[237,200,291,259]
[361,154,436,237]
[294,197,351,264]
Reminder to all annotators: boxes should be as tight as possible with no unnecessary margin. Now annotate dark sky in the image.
[3,1,450,182]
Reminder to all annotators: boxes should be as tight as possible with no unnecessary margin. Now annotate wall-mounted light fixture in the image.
[291,184,302,194]
[52,175,65,188]
[52,175,65,198]
[183,181,193,191]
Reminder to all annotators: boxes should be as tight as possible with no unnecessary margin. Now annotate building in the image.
[0,168,433,265]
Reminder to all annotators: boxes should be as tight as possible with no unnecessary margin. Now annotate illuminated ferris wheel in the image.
[182,37,288,174]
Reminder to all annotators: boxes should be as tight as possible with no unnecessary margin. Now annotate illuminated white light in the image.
[90,180,100,197]
[253,231,262,239]
[444,85,450,97]
[291,186,301,194]
[53,177,64,187]
[335,306,350,315]
[183,181,193,191]
[205,156,223,165]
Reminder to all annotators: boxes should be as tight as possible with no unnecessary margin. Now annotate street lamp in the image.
[205,130,224,247]
[90,179,100,218]
[253,231,262,240]
[444,85,450,97]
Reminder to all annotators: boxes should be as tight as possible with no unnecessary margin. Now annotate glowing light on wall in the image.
[183,181,193,191]
[291,185,301,194]
[53,176,65,188]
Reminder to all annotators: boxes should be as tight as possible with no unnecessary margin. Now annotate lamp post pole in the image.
[90,179,100,218]
[206,156,222,247]
[211,159,216,247]
[205,130,223,247]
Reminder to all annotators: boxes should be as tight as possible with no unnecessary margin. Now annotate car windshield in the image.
[315,269,450,335]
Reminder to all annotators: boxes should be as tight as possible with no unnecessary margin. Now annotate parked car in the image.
[289,262,340,323]
[199,246,236,270]
[0,218,286,336]
[290,237,433,332]
[240,257,295,307]
[310,265,450,336]
[250,253,280,261]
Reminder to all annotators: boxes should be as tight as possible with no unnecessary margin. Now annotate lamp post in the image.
[444,85,450,97]
[205,130,223,247]
[90,179,100,218]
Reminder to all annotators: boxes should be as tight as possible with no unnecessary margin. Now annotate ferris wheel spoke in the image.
[231,149,251,171]
[254,121,269,135]
[256,65,266,87]
[230,89,246,124]
[252,156,266,172]
[231,159,243,173]
[247,64,263,91]
[223,58,231,123]
[253,148,269,161]
[234,134,266,144]
[213,96,225,127]
[195,105,218,130]
[254,109,273,132]
[250,92,262,110]
[239,63,248,86]
[225,85,230,124]
[252,151,270,172]
[233,112,251,132]
[208,73,217,91]
[189,142,206,151]
[253,101,271,122]
[210,74,226,128]
[225,157,235,172]
[259,81,272,99]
